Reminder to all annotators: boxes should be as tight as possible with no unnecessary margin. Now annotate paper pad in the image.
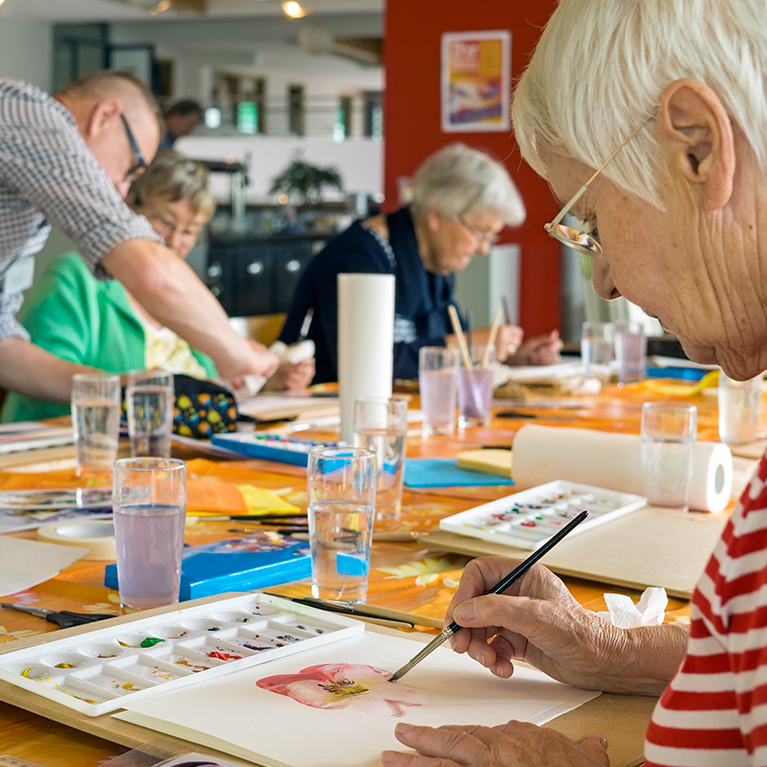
[117,630,599,767]
[0,536,86,597]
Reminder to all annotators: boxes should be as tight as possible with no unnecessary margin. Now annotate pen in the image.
[388,509,589,681]
[298,308,314,341]
[268,594,444,629]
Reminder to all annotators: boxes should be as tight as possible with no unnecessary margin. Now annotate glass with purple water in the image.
[419,347,459,436]
[113,457,186,609]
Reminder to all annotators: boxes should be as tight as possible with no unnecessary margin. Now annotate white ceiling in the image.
[0,0,383,22]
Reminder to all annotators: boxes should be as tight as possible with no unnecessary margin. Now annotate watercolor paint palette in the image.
[439,480,647,550]
[0,592,362,717]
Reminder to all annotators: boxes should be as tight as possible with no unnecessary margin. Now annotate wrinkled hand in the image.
[508,330,563,366]
[381,720,609,767]
[492,325,525,361]
[445,559,628,692]
[225,339,280,390]
[264,358,316,391]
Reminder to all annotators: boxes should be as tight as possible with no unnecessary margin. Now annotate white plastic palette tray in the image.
[0,592,362,717]
[439,480,647,550]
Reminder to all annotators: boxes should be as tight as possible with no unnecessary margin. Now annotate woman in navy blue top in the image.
[280,144,562,383]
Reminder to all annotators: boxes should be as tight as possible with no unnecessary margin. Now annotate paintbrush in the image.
[482,307,503,369]
[388,509,589,682]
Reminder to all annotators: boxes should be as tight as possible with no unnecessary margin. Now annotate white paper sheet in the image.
[117,631,599,767]
[0,536,87,597]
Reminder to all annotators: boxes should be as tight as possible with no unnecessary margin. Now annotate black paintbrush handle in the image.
[446,509,588,634]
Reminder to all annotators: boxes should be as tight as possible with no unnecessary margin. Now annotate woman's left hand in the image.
[263,358,315,391]
[508,330,563,366]
[381,720,609,767]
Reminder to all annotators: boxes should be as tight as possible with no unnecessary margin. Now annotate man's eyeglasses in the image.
[544,115,653,256]
[458,214,501,248]
[120,114,147,183]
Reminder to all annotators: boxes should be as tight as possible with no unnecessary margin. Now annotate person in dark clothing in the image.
[159,99,203,150]
[280,143,563,383]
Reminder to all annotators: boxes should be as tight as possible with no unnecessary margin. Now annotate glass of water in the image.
[614,319,647,384]
[354,397,408,520]
[113,457,186,609]
[641,402,697,511]
[719,373,763,445]
[307,446,377,604]
[126,371,174,458]
[419,347,459,436]
[71,373,121,477]
[581,322,614,378]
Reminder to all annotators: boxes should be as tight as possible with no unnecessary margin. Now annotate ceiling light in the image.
[282,1,307,19]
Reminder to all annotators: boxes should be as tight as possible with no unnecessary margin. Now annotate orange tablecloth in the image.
[0,380,746,764]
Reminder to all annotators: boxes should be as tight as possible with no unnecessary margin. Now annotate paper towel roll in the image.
[338,273,395,443]
[512,424,733,513]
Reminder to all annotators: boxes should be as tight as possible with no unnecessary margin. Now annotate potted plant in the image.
[269,155,345,205]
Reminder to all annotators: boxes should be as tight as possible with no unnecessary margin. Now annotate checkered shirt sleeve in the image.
[0,78,163,340]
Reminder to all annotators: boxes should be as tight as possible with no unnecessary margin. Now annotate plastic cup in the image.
[307,446,377,604]
[719,373,763,445]
[71,373,121,477]
[581,322,614,378]
[458,344,495,428]
[126,371,174,458]
[353,397,408,520]
[419,347,459,436]
[641,403,697,511]
[113,457,187,609]
[615,319,647,384]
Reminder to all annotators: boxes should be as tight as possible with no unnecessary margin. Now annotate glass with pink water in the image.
[419,347,459,436]
[113,458,186,609]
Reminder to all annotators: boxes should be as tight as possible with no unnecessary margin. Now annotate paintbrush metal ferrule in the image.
[389,626,454,682]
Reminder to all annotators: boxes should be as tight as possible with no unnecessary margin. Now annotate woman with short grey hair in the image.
[280,142,562,383]
[383,1,767,766]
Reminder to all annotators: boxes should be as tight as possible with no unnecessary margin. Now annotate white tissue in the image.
[238,340,317,397]
[597,587,668,629]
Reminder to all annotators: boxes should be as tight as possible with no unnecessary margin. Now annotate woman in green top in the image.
[2,151,314,422]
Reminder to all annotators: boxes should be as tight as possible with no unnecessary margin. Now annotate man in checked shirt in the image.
[0,70,278,401]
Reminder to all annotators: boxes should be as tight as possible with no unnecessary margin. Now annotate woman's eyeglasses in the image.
[457,214,501,247]
[544,115,653,256]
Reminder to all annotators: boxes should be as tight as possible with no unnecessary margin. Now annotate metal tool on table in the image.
[0,603,116,629]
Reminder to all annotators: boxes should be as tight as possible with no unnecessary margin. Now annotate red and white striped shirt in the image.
[646,454,767,766]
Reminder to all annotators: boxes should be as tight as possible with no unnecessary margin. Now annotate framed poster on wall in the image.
[441,30,511,133]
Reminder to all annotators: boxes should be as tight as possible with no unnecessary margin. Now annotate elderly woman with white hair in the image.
[382,2,767,767]
[279,143,562,383]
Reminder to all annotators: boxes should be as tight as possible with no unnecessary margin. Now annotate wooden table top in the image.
[0,377,760,766]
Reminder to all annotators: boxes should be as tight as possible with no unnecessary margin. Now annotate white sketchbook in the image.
[117,630,599,767]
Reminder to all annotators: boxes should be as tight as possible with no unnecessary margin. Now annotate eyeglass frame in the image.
[120,113,147,183]
[457,212,502,248]
[544,114,654,256]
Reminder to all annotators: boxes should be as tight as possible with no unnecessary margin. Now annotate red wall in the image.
[383,1,560,334]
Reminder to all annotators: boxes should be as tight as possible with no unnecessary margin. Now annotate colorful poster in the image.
[441,30,511,133]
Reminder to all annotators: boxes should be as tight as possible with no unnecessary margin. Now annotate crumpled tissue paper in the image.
[597,587,668,628]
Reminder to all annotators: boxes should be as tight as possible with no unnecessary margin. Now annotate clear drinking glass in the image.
[581,321,614,378]
[126,371,174,458]
[458,344,495,428]
[614,319,647,384]
[353,397,408,520]
[113,457,187,609]
[307,446,377,604]
[719,373,763,445]
[641,403,697,511]
[71,373,121,477]
[419,346,459,436]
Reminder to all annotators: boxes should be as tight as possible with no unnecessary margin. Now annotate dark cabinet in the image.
[206,233,328,317]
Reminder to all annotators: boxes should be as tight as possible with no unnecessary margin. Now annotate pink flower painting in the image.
[256,663,431,717]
